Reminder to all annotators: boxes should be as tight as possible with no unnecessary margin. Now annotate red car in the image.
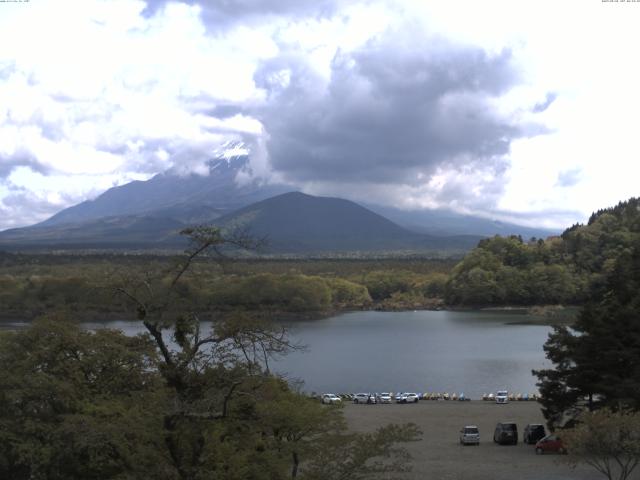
[535,434,567,454]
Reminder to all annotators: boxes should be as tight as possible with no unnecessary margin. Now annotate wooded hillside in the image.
[445,198,640,306]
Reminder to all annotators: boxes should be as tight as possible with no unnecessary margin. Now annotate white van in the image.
[495,390,509,404]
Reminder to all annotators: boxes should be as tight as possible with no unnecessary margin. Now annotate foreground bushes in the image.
[0,317,420,480]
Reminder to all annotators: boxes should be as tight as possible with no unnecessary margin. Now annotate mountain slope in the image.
[24,147,556,241]
[0,215,187,249]
[41,154,287,227]
[34,157,557,240]
[0,144,558,252]
[366,204,559,239]
[214,192,482,253]
[0,192,483,253]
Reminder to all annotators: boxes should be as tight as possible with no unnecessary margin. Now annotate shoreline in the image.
[0,303,578,327]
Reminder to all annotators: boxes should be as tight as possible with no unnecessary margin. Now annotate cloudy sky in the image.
[1,0,639,231]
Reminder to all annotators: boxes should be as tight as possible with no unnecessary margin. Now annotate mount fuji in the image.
[40,150,287,228]
[0,147,556,253]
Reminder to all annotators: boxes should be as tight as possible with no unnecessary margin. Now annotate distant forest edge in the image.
[445,197,640,306]
[0,256,453,321]
[0,197,638,319]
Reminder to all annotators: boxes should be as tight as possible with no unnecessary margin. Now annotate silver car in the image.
[321,393,342,405]
[377,392,392,404]
[396,393,419,403]
[460,425,480,445]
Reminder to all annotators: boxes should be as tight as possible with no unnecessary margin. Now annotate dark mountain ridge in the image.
[213,192,482,253]
[0,191,483,253]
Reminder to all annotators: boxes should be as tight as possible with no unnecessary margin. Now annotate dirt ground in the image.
[343,400,605,480]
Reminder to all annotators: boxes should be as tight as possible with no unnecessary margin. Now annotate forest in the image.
[445,198,640,306]
[0,254,453,320]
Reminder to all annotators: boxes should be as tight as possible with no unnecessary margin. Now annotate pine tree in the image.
[535,239,640,428]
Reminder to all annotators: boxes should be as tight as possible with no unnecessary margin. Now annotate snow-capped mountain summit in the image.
[39,145,287,227]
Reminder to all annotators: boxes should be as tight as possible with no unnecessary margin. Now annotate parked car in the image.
[535,434,567,454]
[321,393,342,405]
[493,422,518,445]
[353,393,376,404]
[495,390,509,404]
[377,392,392,404]
[396,393,420,403]
[459,425,480,445]
[523,424,546,444]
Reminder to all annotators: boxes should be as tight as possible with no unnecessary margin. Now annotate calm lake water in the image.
[2,310,554,398]
[276,310,553,397]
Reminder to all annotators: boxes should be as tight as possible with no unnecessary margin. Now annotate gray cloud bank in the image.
[253,32,530,209]
[142,0,339,27]
[0,1,556,230]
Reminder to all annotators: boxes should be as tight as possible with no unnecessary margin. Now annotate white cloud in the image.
[385,0,640,227]
[0,0,639,231]
[0,0,280,228]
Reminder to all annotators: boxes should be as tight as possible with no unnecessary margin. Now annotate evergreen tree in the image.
[534,239,640,428]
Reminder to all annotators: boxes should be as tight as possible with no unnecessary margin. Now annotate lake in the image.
[2,310,554,398]
[276,310,553,397]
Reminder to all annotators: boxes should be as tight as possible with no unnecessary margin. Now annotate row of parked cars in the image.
[483,391,541,403]
[321,392,422,404]
[353,392,422,404]
[459,422,566,454]
[322,391,540,403]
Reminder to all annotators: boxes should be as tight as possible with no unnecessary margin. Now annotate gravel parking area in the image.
[343,400,603,480]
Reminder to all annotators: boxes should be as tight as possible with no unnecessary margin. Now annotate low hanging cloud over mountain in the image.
[0,0,639,231]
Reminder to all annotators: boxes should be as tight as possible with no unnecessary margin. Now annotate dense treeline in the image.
[0,254,454,319]
[208,274,371,311]
[444,236,584,305]
[445,198,640,306]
